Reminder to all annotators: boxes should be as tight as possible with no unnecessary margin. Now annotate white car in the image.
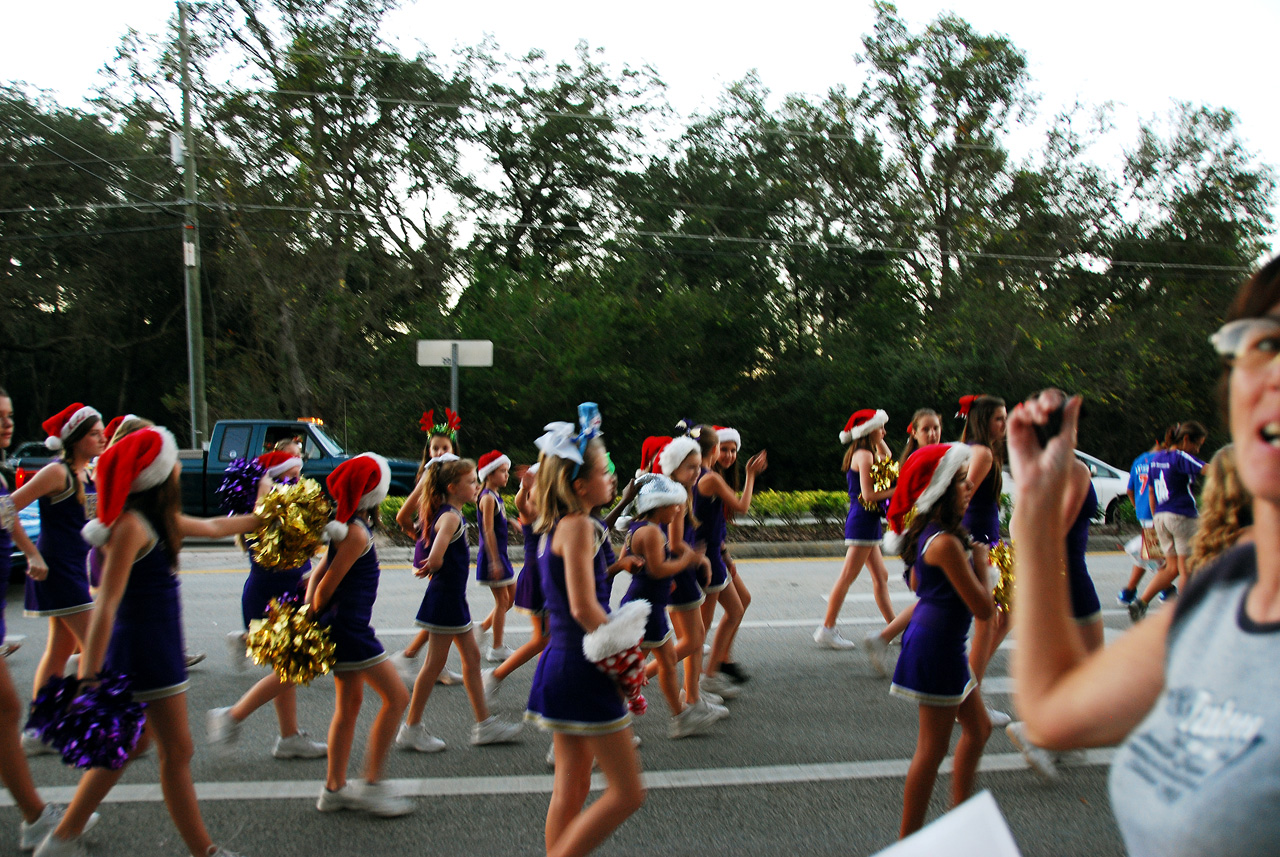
[1001,450,1130,524]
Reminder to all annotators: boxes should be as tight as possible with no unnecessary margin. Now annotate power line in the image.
[0,155,170,170]
[0,224,177,243]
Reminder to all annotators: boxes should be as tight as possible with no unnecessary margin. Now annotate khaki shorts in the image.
[1153,512,1198,557]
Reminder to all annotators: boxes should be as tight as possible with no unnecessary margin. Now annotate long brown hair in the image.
[124,468,183,566]
[842,430,880,472]
[899,475,971,572]
[421,458,476,531]
[960,395,1005,496]
[899,408,940,464]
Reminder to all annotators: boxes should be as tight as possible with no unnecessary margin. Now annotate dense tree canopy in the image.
[1,1,1273,489]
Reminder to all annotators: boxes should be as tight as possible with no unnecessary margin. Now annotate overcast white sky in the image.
[5,0,1278,250]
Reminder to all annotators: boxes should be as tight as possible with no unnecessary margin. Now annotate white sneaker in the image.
[206,707,241,747]
[207,847,247,857]
[545,743,556,767]
[669,700,720,738]
[862,632,891,678]
[395,722,445,753]
[436,668,464,686]
[700,672,740,700]
[272,730,327,759]
[391,651,418,678]
[481,669,502,704]
[32,833,87,857]
[813,625,857,650]
[986,706,1012,728]
[19,804,99,852]
[226,631,248,672]
[1006,722,1059,782]
[317,781,415,817]
[485,645,514,663]
[470,716,522,745]
[184,651,206,669]
[699,697,730,721]
[702,643,711,657]
[21,730,55,757]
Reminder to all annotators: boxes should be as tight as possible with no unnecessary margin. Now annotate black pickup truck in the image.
[179,419,420,516]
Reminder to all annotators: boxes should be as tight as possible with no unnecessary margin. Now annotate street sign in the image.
[416,339,494,414]
[416,340,493,367]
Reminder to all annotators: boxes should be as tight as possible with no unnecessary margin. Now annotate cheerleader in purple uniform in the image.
[483,464,550,701]
[398,457,521,752]
[645,437,713,709]
[618,474,720,738]
[393,412,464,683]
[690,424,766,701]
[816,410,895,651]
[525,409,645,857]
[40,427,260,857]
[206,448,327,760]
[955,395,1011,709]
[0,389,88,852]
[474,450,517,662]
[883,443,993,838]
[11,404,105,716]
[307,454,414,818]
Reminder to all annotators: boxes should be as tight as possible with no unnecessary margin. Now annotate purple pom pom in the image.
[25,675,80,741]
[217,458,266,516]
[55,674,147,770]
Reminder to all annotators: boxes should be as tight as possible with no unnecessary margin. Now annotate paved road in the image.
[1,544,1150,856]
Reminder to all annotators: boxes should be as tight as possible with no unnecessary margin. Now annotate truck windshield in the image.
[309,425,345,457]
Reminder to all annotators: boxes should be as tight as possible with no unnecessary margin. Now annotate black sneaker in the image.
[1128,600,1148,623]
[1159,584,1178,602]
[1117,588,1136,606]
[719,661,750,684]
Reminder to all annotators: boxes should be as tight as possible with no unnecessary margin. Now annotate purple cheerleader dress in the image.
[667,511,705,611]
[693,469,730,593]
[475,488,515,588]
[525,518,629,734]
[24,466,94,617]
[414,504,473,633]
[844,466,885,546]
[241,552,310,628]
[961,445,1001,547]
[1067,482,1102,624]
[621,520,674,648]
[890,523,977,706]
[102,518,189,701]
[327,518,388,671]
[513,521,546,616]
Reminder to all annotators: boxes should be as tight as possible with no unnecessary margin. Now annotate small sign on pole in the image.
[417,340,494,414]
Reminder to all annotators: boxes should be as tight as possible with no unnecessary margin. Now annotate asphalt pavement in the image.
[1,542,1147,857]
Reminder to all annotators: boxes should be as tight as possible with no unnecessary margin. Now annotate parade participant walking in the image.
[207,449,327,760]
[525,409,645,857]
[883,443,993,838]
[693,425,766,699]
[12,404,105,752]
[474,450,517,662]
[309,453,414,817]
[863,408,942,676]
[712,427,751,683]
[398,457,521,752]
[1118,432,1168,606]
[817,410,894,650]
[35,426,260,857]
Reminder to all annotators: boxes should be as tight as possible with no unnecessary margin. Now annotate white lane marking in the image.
[0,750,1114,806]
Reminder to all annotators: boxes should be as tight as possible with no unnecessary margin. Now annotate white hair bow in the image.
[425,452,460,470]
[535,422,582,464]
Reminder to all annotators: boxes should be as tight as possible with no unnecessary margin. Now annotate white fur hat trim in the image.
[478,453,511,482]
[45,405,102,451]
[840,409,888,445]
[716,427,741,447]
[356,453,391,510]
[882,443,972,556]
[658,436,700,477]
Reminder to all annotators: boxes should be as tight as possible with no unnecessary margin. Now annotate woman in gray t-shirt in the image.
[1005,257,1280,857]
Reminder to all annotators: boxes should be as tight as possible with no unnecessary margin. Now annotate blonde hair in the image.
[1189,445,1252,574]
[534,439,604,534]
[109,416,154,447]
[421,458,476,531]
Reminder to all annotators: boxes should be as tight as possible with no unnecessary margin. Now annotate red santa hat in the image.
[325,453,391,542]
[43,403,102,452]
[840,409,888,445]
[82,426,179,547]
[478,449,512,482]
[103,415,127,445]
[639,436,673,476]
[658,436,701,478]
[713,425,741,447]
[882,442,972,555]
[257,450,303,480]
[956,395,980,419]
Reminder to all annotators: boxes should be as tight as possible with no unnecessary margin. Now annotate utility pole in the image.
[179,0,209,449]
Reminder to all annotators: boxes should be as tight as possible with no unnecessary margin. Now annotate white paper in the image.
[871,790,1022,857]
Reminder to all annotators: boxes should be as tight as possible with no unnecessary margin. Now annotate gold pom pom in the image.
[860,456,901,511]
[246,597,336,685]
[250,478,333,571]
[990,540,1016,613]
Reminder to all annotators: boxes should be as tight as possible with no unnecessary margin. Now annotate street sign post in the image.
[416,340,494,414]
